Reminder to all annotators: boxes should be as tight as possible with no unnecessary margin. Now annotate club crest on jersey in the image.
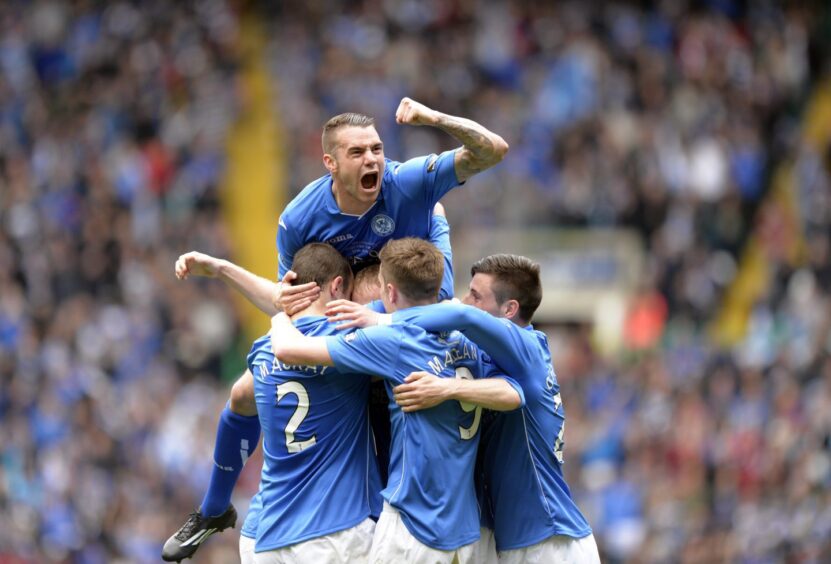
[371,214,395,236]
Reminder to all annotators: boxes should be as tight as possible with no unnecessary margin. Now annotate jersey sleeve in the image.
[276,213,301,278]
[477,355,526,409]
[429,213,455,300]
[366,300,387,314]
[392,150,461,204]
[326,326,403,381]
[392,303,530,379]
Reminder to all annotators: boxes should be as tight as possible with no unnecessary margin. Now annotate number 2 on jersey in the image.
[276,381,317,453]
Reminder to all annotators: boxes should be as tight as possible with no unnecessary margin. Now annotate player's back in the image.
[482,324,592,550]
[327,322,499,550]
[385,329,489,549]
[248,317,380,553]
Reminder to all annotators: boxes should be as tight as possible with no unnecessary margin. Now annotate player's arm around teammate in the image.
[392,370,521,412]
[268,312,333,366]
[269,313,523,414]
[174,251,320,316]
[172,199,452,318]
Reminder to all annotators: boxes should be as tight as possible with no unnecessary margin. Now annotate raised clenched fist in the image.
[395,97,439,127]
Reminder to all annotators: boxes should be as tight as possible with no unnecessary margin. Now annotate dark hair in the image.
[471,254,542,323]
[291,243,353,294]
[379,238,444,303]
[322,113,376,154]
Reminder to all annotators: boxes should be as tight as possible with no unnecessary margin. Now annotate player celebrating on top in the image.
[276,97,508,290]
[175,97,508,315]
[163,98,508,562]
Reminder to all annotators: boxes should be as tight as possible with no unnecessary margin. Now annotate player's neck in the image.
[504,314,531,328]
[392,297,437,312]
[288,296,329,321]
[331,182,376,216]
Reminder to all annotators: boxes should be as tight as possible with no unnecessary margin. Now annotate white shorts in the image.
[498,533,601,564]
[475,528,498,564]
[239,534,256,564]
[253,517,375,564]
[369,502,479,564]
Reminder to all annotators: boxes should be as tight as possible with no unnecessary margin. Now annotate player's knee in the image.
[229,373,257,416]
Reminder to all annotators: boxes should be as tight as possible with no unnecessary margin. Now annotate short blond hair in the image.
[322,113,375,154]
[379,238,444,303]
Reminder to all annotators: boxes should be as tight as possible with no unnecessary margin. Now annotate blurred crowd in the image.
[0,1,247,561]
[1,0,830,562]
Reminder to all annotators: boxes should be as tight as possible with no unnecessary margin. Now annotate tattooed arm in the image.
[395,97,509,182]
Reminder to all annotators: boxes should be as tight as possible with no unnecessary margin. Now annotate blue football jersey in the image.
[239,492,261,539]
[428,213,454,301]
[391,303,593,550]
[277,151,459,299]
[326,322,524,550]
[246,319,381,553]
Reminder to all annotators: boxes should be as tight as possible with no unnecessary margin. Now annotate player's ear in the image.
[386,283,398,305]
[503,299,520,321]
[323,152,337,174]
[330,275,345,298]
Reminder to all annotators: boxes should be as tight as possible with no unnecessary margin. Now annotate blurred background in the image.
[1,0,830,562]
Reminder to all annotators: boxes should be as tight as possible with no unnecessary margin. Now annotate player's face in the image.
[329,126,385,212]
[463,273,505,318]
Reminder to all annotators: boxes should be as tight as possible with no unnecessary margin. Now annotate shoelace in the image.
[174,511,202,541]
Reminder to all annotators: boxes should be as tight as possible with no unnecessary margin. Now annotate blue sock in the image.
[200,404,260,517]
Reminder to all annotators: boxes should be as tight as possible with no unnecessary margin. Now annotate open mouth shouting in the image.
[360,171,379,194]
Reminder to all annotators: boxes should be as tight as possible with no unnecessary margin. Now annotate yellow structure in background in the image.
[711,170,797,345]
[712,79,831,345]
[221,13,284,344]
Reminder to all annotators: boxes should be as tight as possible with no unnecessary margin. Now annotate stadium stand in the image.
[1,1,829,562]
